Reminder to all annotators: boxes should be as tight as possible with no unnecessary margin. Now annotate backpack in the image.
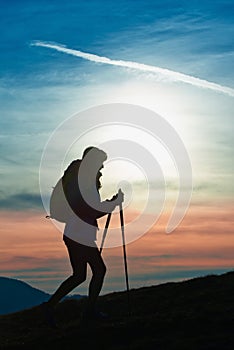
[47,160,81,222]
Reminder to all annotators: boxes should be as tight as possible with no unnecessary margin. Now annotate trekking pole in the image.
[119,202,131,316]
[100,212,112,254]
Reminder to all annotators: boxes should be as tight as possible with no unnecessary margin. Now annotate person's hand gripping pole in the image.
[100,189,124,253]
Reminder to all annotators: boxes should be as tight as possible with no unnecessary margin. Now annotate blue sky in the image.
[0,0,234,293]
[1,0,233,205]
[1,1,234,81]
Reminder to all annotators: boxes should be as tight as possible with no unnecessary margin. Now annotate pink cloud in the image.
[0,202,234,293]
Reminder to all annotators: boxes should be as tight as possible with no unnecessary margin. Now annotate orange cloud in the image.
[0,202,234,293]
[102,203,234,289]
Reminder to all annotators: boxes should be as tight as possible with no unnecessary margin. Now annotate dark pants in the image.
[48,235,106,309]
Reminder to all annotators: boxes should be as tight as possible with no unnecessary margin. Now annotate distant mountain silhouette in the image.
[0,277,49,315]
[1,271,234,349]
[0,277,84,315]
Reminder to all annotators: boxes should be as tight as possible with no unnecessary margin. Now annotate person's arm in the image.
[94,189,124,218]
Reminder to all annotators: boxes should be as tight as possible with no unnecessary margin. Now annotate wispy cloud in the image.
[32,41,234,97]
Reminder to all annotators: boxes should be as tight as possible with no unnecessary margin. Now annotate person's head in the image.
[82,146,107,170]
[79,147,107,190]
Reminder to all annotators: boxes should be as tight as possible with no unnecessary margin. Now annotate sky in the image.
[0,0,234,295]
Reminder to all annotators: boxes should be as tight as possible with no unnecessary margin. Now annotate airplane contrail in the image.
[32,41,234,97]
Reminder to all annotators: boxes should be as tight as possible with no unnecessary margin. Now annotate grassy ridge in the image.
[1,271,234,349]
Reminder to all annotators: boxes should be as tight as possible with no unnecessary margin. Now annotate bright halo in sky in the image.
[63,122,177,182]
[100,79,194,138]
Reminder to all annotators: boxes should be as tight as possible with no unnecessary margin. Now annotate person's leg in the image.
[86,246,106,313]
[47,272,86,307]
[47,237,87,307]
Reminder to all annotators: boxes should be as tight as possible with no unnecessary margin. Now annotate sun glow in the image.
[101,79,197,143]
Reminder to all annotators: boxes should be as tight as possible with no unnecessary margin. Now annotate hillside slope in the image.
[1,271,234,349]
